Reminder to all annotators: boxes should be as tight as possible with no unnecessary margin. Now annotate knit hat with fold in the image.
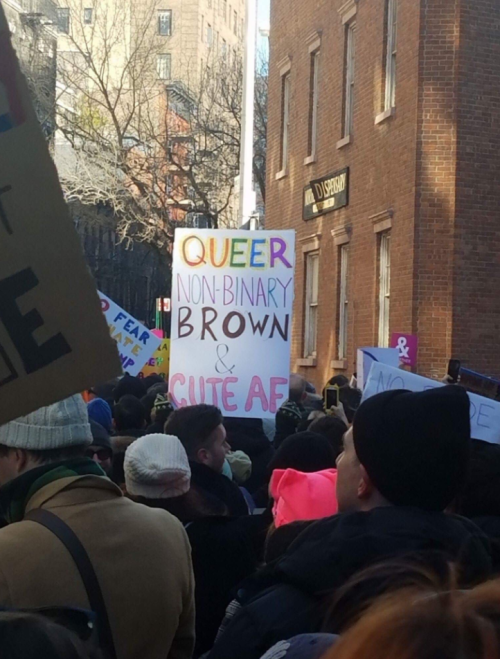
[270,468,338,527]
[0,395,93,450]
[353,386,471,512]
[124,434,191,499]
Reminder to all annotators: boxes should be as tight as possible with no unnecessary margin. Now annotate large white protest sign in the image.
[99,293,161,376]
[357,347,400,390]
[0,6,121,425]
[169,229,295,418]
[363,362,500,445]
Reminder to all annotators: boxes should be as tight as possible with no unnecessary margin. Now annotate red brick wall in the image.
[452,0,500,376]
[267,0,500,389]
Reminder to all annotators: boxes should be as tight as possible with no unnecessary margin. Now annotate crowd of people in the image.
[0,371,500,658]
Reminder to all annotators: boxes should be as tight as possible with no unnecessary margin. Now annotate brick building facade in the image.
[266,0,500,389]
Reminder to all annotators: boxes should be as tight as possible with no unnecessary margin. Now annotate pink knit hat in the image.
[270,468,339,528]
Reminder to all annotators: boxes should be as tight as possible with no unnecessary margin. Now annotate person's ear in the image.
[357,464,375,500]
[197,447,210,466]
[12,449,29,475]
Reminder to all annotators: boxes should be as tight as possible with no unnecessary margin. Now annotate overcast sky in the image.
[258,0,270,30]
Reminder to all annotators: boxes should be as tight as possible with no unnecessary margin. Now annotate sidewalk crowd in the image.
[0,371,499,659]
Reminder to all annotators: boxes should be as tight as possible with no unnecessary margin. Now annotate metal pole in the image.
[238,0,257,227]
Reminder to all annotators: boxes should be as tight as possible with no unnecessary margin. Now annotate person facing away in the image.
[125,434,262,656]
[324,578,500,659]
[165,404,248,516]
[87,420,113,476]
[0,396,195,659]
[207,386,492,659]
[113,395,147,438]
[274,374,308,449]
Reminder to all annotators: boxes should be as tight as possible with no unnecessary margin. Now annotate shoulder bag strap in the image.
[25,509,117,659]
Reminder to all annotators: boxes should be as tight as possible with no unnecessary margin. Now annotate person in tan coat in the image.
[0,395,195,659]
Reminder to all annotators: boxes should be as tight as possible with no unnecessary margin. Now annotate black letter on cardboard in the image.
[0,268,71,374]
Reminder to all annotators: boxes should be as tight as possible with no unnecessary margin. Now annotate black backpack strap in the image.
[25,509,116,659]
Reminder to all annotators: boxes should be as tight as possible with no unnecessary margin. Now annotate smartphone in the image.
[448,359,461,383]
[324,386,339,410]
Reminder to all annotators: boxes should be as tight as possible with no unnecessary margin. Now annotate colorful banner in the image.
[169,229,295,418]
[139,339,170,381]
[99,292,162,376]
[0,6,120,426]
[363,362,500,445]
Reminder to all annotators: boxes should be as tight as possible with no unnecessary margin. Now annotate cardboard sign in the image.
[139,339,170,381]
[357,347,400,390]
[363,362,500,445]
[391,333,418,367]
[0,7,121,425]
[99,293,162,376]
[169,229,295,418]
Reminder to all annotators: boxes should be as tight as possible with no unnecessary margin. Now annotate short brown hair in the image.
[164,405,223,459]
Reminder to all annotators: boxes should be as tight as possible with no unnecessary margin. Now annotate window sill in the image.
[275,169,288,181]
[375,107,396,125]
[297,357,317,367]
[304,154,316,166]
[331,359,348,370]
[336,135,352,149]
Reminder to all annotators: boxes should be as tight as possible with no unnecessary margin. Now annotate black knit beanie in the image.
[353,386,471,512]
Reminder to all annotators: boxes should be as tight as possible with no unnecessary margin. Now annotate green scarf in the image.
[0,458,104,524]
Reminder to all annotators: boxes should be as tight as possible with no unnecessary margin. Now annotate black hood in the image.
[275,507,492,596]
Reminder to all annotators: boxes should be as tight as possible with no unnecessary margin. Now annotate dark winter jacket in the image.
[189,461,249,517]
[224,418,275,494]
[207,506,492,659]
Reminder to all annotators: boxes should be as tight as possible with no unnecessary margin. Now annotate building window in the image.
[304,252,320,358]
[338,245,349,360]
[57,7,70,34]
[207,23,213,46]
[222,39,227,58]
[233,10,238,34]
[384,0,397,110]
[307,50,320,159]
[280,72,291,172]
[378,232,391,347]
[83,8,93,24]
[201,15,205,42]
[157,53,171,80]
[343,22,356,137]
[208,0,212,7]
[222,0,227,21]
[158,10,172,36]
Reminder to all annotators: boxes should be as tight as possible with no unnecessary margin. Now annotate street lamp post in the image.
[238,0,257,228]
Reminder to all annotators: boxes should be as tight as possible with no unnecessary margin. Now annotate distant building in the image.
[266,0,500,387]
[3,0,57,140]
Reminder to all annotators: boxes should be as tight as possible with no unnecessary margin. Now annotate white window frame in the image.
[304,252,320,358]
[157,53,171,80]
[378,232,391,347]
[307,50,320,159]
[158,10,172,36]
[338,245,349,360]
[384,0,397,111]
[280,72,291,173]
[343,22,356,138]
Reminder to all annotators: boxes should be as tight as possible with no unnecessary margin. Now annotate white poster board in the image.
[99,292,161,376]
[363,362,500,445]
[169,229,295,418]
[357,347,400,390]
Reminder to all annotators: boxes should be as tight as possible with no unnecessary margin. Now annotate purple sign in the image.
[391,333,418,367]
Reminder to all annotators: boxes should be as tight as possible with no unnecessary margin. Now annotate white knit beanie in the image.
[125,434,191,499]
[0,395,93,450]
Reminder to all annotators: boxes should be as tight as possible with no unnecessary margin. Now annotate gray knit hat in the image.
[125,434,191,499]
[0,395,93,450]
